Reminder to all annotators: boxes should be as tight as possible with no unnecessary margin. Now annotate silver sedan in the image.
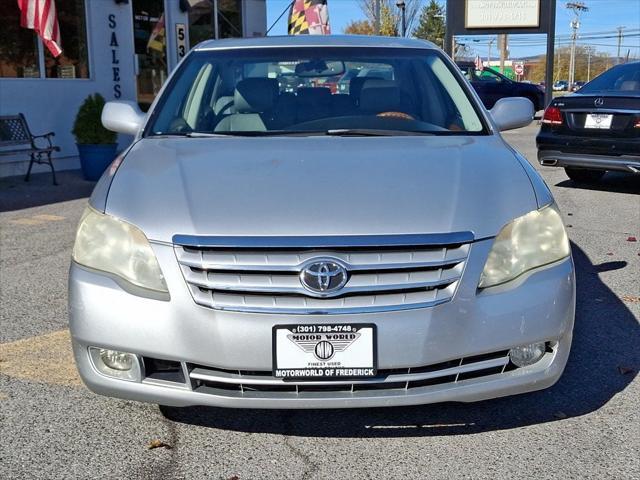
[69,35,574,409]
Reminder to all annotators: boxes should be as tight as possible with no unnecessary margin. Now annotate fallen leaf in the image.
[148,439,172,450]
[606,252,614,256]
[228,476,240,480]
[621,295,640,303]
[627,236,637,242]
[553,411,568,419]
[618,366,635,375]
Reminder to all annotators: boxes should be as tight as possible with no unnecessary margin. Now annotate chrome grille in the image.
[186,349,517,396]
[173,234,472,314]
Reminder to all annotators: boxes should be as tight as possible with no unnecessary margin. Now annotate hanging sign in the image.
[465,0,541,29]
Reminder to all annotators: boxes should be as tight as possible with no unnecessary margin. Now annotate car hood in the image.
[106,135,538,242]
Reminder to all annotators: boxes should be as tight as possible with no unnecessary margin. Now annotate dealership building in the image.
[0,0,267,177]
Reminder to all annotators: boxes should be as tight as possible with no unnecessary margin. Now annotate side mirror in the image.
[101,101,145,136]
[490,97,534,131]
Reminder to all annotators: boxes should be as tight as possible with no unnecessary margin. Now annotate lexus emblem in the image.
[594,97,604,107]
[299,258,348,296]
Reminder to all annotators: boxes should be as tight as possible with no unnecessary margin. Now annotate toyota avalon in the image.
[69,35,575,409]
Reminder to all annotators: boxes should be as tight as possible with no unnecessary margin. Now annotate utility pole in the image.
[488,37,496,69]
[544,0,556,107]
[617,26,625,63]
[498,34,508,74]
[566,2,589,90]
[396,1,406,37]
[374,0,381,35]
[586,46,593,81]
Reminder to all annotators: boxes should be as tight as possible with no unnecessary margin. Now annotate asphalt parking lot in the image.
[1,122,639,480]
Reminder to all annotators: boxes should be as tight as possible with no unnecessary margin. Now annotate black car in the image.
[457,62,545,111]
[536,62,640,183]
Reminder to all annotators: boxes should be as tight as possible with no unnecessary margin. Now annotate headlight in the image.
[479,205,570,288]
[72,206,168,293]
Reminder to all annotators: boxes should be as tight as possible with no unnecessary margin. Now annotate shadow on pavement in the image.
[0,170,94,212]
[161,243,639,437]
[555,171,640,195]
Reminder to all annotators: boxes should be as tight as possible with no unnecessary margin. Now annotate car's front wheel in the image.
[565,167,606,183]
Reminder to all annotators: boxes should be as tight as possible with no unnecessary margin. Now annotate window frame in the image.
[0,0,92,81]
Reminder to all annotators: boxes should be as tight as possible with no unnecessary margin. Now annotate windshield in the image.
[579,62,640,94]
[146,47,486,137]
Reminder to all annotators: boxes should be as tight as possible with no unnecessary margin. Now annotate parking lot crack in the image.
[282,413,320,480]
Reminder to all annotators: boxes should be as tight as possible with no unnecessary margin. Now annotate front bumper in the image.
[69,239,575,409]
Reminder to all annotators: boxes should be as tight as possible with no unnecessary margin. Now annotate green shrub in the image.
[72,93,117,144]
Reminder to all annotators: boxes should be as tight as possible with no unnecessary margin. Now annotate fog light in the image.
[100,349,134,370]
[89,347,142,382]
[509,342,546,367]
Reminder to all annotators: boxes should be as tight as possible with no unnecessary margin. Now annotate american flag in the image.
[17,0,62,57]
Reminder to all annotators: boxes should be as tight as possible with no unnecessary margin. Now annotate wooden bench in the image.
[0,114,61,185]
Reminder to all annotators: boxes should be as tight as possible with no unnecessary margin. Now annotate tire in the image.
[564,167,606,183]
[158,404,181,419]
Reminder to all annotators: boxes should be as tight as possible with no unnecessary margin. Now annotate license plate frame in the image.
[272,324,377,381]
[584,113,613,129]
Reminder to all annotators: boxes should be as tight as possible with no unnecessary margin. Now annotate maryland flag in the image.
[288,0,331,35]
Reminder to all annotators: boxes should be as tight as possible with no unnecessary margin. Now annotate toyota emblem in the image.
[299,258,348,296]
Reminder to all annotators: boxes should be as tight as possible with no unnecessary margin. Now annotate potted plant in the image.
[73,93,118,181]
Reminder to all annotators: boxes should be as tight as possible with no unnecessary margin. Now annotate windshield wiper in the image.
[147,132,229,138]
[325,129,433,137]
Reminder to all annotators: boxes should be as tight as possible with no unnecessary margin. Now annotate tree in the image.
[343,5,398,36]
[344,20,374,35]
[413,0,445,47]
[529,46,613,84]
[355,0,421,36]
[378,5,398,36]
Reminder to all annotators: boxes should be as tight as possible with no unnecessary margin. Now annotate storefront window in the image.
[189,0,214,47]
[133,0,168,111]
[218,0,243,39]
[44,0,90,79]
[188,0,243,46]
[0,0,88,79]
[0,2,40,78]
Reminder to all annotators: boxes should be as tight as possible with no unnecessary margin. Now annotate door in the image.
[471,68,512,109]
[132,0,167,111]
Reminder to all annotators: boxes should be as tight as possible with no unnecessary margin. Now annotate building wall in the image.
[0,0,266,178]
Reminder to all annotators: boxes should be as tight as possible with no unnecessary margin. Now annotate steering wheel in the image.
[376,111,415,121]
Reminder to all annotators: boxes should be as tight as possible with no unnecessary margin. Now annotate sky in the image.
[265,0,640,59]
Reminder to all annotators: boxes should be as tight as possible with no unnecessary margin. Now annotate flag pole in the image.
[266,0,295,35]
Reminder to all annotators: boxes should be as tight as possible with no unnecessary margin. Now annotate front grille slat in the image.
[189,355,509,387]
[176,245,470,271]
[175,236,471,314]
[186,349,522,396]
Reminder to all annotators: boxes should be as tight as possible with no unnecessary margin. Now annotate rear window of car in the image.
[146,47,487,137]
[579,63,640,94]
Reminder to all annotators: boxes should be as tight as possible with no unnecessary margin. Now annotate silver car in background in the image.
[69,36,574,409]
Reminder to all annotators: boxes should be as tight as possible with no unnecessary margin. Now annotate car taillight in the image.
[542,106,563,125]
[634,118,640,128]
